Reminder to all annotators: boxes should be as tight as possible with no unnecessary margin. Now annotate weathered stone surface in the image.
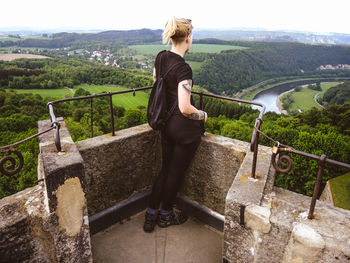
[76,123,161,215]
[253,187,350,263]
[319,181,333,204]
[283,223,325,263]
[182,133,246,214]
[0,185,56,263]
[245,205,271,234]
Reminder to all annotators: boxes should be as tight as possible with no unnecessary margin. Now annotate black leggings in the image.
[149,132,201,211]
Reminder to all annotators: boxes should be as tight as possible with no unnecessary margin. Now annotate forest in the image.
[322,81,350,105]
[0,58,153,89]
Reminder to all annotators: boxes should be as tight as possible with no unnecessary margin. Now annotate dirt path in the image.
[234,79,272,99]
[314,93,325,109]
[64,87,74,95]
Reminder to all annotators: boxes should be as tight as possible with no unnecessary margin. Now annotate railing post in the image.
[200,92,203,110]
[251,118,262,178]
[251,133,259,178]
[308,154,326,219]
[90,97,94,138]
[108,93,115,136]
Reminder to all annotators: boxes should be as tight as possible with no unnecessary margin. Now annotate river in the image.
[251,78,350,113]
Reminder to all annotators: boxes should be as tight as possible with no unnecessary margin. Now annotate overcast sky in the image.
[1,0,350,34]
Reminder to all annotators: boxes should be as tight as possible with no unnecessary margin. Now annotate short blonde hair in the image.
[162,16,193,45]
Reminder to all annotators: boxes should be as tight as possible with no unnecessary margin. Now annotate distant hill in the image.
[52,29,162,43]
[0,29,163,48]
[322,81,350,105]
[193,29,350,45]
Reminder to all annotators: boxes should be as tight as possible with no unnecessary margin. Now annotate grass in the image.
[330,172,350,210]
[6,88,72,98]
[75,85,149,109]
[288,82,341,112]
[129,44,247,55]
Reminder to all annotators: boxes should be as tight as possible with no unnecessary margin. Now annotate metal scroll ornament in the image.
[271,145,293,173]
[0,148,24,176]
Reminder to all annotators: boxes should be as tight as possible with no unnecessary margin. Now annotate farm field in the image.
[129,44,247,55]
[0,53,50,61]
[288,82,341,112]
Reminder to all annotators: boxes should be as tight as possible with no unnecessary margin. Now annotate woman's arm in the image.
[178,79,207,122]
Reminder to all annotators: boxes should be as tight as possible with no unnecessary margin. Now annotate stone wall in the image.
[75,124,162,216]
[181,133,247,214]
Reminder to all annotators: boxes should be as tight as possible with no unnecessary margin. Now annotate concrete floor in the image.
[91,211,223,263]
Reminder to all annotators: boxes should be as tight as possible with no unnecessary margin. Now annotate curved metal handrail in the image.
[0,126,55,176]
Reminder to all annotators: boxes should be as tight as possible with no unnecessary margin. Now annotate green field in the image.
[6,88,72,98]
[330,172,350,210]
[75,85,149,109]
[7,85,150,109]
[288,82,341,112]
[130,44,247,55]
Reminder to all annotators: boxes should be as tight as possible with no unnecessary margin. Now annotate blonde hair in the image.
[162,17,193,45]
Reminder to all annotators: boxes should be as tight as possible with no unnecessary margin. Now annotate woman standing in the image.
[144,17,208,232]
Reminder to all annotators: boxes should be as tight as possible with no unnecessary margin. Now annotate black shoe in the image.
[143,212,158,233]
[157,210,188,228]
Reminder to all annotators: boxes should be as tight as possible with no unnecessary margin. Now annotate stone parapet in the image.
[75,124,162,216]
[182,133,247,214]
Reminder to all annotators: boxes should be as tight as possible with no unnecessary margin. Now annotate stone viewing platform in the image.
[0,120,349,262]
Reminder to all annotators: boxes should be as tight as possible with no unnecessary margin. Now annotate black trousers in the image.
[148,131,201,211]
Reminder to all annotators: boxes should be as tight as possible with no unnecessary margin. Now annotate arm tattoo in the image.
[181,79,193,94]
[184,110,205,120]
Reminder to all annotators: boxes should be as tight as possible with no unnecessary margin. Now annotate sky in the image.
[1,0,350,35]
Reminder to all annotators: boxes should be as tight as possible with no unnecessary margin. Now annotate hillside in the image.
[322,81,350,105]
[195,42,350,95]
